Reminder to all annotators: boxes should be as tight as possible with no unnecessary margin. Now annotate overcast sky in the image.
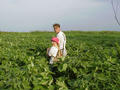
[0,0,120,32]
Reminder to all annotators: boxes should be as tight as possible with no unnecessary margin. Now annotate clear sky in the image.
[0,0,120,32]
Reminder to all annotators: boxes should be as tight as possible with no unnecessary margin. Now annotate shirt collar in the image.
[57,31,62,34]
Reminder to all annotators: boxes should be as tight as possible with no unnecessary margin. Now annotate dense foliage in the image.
[0,31,120,90]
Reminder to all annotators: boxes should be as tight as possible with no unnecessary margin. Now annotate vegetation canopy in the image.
[0,31,120,90]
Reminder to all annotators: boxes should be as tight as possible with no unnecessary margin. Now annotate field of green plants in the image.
[0,31,120,90]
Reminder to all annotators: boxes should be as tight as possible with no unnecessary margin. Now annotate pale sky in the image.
[0,0,120,32]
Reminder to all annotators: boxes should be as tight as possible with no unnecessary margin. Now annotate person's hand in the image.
[46,48,50,56]
[53,57,59,62]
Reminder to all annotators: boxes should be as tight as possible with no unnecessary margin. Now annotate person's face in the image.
[52,41,56,45]
[54,26,60,34]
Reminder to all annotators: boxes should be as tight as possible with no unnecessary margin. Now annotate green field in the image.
[0,31,120,90]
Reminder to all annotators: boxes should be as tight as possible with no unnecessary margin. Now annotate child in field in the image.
[47,37,62,64]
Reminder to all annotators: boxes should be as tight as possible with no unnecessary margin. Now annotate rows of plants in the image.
[0,31,120,90]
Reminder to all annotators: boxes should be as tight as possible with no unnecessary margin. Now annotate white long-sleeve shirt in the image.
[48,46,58,64]
[57,31,66,50]
[48,46,58,57]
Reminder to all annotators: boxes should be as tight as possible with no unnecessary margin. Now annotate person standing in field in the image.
[53,24,67,57]
[47,37,60,64]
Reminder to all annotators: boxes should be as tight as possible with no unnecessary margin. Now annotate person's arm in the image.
[57,34,64,50]
[49,56,54,64]
[46,48,50,56]
[57,44,63,57]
